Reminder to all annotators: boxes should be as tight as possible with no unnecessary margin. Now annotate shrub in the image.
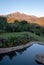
[0,43,3,48]
[17,33,30,44]
[0,33,31,47]
[0,30,5,34]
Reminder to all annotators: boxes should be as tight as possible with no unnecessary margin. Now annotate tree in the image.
[0,16,8,33]
[20,20,27,25]
[41,27,44,36]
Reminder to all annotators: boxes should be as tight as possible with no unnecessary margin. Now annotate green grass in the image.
[0,32,44,42]
[29,32,44,42]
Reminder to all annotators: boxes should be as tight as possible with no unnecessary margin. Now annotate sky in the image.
[0,0,44,17]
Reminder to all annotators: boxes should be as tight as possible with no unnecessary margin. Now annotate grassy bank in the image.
[0,32,31,47]
[0,32,44,42]
[0,32,44,48]
[28,32,44,42]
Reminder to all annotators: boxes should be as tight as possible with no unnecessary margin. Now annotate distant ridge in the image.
[0,12,44,26]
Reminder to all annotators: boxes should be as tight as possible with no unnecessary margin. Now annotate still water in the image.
[0,43,44,65]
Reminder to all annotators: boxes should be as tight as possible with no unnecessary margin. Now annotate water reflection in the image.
[0,47,28,61]
[0,44,44,65]
[7,51,17,59]
[35,59,44,65]
[35,60,42,64]
[16,47,27,54]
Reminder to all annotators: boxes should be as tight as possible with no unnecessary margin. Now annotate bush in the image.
[0,30,5,34]
[17,33,30,44]
[8,36,19,46]
[7,33,30,46]
[0,33,31,47]
[0,43,3,48]
[0,38,9,47]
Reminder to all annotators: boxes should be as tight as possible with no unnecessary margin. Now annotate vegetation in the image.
[0,32,44,48]
[0,32,31,47]
[0,16,44,48]
[0,17,44,36]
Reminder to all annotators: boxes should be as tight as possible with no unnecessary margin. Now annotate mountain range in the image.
[1,12,44,26]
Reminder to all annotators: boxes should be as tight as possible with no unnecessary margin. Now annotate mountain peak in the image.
[0,12,44,26]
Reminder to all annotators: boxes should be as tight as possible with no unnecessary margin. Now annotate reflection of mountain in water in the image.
[0,47,29,61]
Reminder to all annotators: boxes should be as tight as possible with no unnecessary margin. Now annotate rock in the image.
[35,54,44,64]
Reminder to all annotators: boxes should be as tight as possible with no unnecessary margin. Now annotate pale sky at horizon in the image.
[0,0,44,17]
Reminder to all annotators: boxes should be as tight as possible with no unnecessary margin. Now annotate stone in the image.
[35,54,44,64]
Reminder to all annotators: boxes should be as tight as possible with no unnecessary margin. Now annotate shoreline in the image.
[0,41,44,54]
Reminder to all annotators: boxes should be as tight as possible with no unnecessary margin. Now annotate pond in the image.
[0,43,44,65]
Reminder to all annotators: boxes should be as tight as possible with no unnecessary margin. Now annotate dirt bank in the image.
[0,41,44,54]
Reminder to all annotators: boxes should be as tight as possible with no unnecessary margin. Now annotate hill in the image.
[1,12,44,26]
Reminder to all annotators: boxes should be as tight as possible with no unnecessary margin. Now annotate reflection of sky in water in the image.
[0,44,44,65]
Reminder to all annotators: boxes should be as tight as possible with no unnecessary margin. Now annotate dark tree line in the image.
[0,16,44,36]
